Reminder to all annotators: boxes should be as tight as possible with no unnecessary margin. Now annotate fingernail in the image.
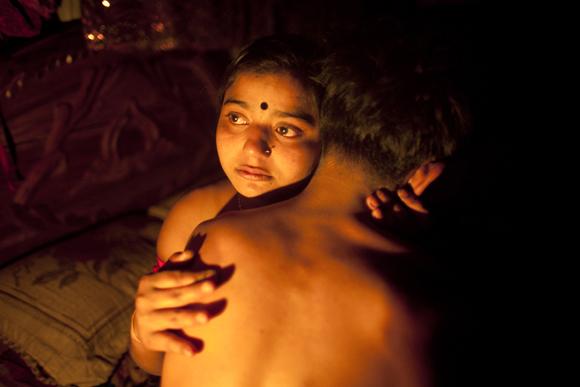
[182,347,195,357]
[201,281,214,294]
[196,313,208,324]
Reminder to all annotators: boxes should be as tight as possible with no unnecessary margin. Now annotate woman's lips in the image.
[235,165,273,181]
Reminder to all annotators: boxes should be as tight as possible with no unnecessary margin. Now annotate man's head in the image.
[317,30,470,190]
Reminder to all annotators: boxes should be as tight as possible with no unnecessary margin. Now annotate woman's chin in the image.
[233,182,275,198]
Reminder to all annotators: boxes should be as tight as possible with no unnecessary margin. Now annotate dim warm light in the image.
[102,0,111,7]
[87,33,95,40]
[152,22,165,32]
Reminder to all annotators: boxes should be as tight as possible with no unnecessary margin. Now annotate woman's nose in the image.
[243,125,271,157]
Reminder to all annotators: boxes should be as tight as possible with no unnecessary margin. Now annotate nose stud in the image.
[265,144,275,155]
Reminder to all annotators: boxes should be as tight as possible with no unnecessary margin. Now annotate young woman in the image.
[130,35,326,374]
[156,35,324,265]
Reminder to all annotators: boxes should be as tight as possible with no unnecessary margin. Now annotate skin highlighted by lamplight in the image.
[129,34,433,381]
[216,72,321,198]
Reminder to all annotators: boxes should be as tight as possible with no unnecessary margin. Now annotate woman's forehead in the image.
[224,71,317,111]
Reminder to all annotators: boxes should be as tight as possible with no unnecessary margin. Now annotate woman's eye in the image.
[227,112,248,125]
[275,126,302,138]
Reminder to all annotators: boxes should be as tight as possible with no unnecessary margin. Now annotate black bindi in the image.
[260,102,268,110]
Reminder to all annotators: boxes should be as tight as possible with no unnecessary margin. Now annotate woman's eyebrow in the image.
[275,110,316,126]
[223,98,249,108]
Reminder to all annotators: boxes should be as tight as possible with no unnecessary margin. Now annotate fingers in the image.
[140,308,210,332]
[140,269,216,290]
[134,305,212,356]
[366,194,379,210]
[143,330,199,357]
[375,189,389,204]
[397,188,429,214]
[133,269,218,354]
[371,208,383,220]
[366,189,391,207]
[168,250,194,263]
[367,186,429,220]
[410,161,445,196]
[367,188,394,219]
[138,279,215,309]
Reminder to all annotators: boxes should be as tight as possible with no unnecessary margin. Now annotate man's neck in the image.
[298,151,377,215]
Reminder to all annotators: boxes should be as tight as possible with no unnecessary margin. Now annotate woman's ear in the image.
[407,161,445,196]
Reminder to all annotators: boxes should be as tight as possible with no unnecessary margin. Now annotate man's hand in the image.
[133,251,216,357]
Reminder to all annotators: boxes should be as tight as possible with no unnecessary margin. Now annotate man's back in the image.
[161,198,431,387]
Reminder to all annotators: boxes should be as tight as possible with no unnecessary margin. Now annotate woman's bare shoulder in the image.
[156,179,236,260]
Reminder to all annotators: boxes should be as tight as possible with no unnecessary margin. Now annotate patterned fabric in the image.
[0,341,55,387]
[0,214,160,386]
[0,343,160,387]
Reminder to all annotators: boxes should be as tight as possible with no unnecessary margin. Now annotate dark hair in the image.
[217,34,324,108]
[318,29,471,189]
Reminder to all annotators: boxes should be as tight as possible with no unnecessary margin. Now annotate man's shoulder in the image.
[196,210,261,244]
[191,207,297,269]
[187,212,256,259]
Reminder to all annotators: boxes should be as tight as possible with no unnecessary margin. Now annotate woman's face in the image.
[216,71,321,197]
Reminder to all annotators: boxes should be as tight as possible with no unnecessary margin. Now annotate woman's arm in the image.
[130,252,217,374]
[130,179,235,374]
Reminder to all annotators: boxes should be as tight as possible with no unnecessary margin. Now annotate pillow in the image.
[0,214,160,386]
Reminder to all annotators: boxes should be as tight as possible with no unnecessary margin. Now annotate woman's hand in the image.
[365,187,430,234]
[133,251,216,357]
[366,161,444,221]
[366,187,428,220]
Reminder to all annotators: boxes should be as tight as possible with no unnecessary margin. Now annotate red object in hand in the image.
[152,256,166,273]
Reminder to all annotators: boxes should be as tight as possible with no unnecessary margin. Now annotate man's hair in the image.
[318,28,471,189]
[218,34,324,108]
